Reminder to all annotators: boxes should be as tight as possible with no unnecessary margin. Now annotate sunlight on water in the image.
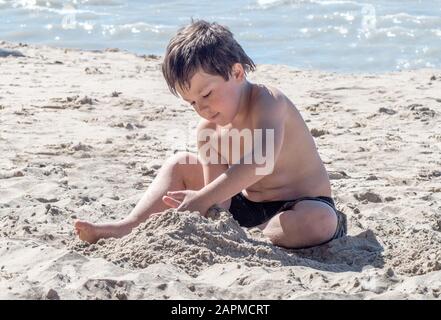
[1,0,441,72]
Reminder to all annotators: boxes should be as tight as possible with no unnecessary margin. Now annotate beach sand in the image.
[0,41,440,299]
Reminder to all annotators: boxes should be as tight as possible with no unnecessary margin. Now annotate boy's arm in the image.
[197,95,286,208]
[196,119,231,208]
[196,119,229,185]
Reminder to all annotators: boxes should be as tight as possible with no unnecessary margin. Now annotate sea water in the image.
[1,0,440,72]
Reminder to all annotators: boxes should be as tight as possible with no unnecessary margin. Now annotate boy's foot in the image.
[74,220,132,244]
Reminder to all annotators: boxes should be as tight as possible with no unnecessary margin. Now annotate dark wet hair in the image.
[161,19,256,96]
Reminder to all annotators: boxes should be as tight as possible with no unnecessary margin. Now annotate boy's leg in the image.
[74,152,205,243]
[257,200,338,249]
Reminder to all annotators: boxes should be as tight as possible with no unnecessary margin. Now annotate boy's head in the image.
[162,20,256,124]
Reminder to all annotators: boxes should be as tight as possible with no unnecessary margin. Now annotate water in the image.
[1,0,441,72]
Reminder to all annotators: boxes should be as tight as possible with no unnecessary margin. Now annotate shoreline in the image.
[2,40,439,76]
[0,41,440,299]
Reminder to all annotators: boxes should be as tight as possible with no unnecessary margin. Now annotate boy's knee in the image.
[298,212,337,247]
[308,209,337,243]
[262,209,337,248]
[166,151,198,167]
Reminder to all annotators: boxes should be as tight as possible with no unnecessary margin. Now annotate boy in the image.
[75,20,347,249]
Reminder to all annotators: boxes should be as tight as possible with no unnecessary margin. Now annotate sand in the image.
[0,41,440,299]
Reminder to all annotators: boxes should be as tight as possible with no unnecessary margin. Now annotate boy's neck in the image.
[231,80,254,126]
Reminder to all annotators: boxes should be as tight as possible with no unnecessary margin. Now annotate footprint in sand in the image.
[82,279,131,300]
[70,142,93,152]
[41,95,96,110]
[428,134,441,142]
[310,128,329,137]
[138,134,151,141]
[328,171,350,180]
[408,104,436,120]
[354,191,383,203]
[378,107,397,115]
[85,67,103,75]
[140,166,155,177]
[417,169,441,181]
[112,122,145,130]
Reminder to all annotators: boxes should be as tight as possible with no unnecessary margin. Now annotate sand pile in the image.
[71,208,302,276]
[70,206,387,277]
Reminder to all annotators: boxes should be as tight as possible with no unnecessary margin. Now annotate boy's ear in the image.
[231,63,245,81]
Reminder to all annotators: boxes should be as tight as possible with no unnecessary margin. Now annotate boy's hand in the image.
[162,190,211,217]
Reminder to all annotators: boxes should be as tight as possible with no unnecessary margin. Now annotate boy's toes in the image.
[73,220,98,243]
[74,220,88,229]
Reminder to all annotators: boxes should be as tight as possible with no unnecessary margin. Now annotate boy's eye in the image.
[202,91,211,98]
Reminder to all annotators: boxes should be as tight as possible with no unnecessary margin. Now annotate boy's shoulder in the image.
[249,84,290,124]
[253,84,286,102]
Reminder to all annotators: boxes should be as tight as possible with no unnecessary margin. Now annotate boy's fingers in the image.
[167,190,185,195]
[166,191,186,199]
[162,195,181,208]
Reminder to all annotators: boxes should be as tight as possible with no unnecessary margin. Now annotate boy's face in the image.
[176,65,245,126]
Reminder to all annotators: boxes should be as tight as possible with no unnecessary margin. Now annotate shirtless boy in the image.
[75,20,347,249]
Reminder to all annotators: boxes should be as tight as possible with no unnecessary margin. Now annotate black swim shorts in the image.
[228,193,347,242]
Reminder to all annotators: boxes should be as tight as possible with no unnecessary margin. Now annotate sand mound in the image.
[70,207,384,277]
[73,209,276,275]
[70,208,295,276]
